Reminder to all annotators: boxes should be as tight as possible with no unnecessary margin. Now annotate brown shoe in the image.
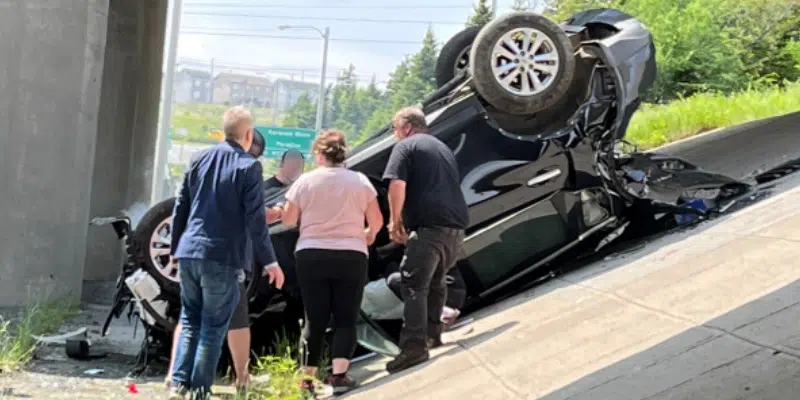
[323,374,358,395]
[386,349,430,374]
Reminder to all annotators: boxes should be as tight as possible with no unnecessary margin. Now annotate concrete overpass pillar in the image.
[84,0,168,285]
[0,0,109,306]
[0,0,168,306]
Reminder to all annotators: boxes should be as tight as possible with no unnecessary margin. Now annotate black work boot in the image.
[427,323,444,349]
[427,336,444,349]
[386,348,430,374]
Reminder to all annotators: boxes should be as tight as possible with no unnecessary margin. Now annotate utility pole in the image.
[315,27,330,133]
[151,0,183,205]
[491,0,498,17]
[208,57,215,103]
[272,80,280,125]
[278,25,329,132]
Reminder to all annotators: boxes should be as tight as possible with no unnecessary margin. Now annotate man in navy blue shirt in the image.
[168,106,284,399]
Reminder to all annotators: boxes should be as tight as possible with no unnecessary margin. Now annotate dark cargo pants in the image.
[398,226,464,350]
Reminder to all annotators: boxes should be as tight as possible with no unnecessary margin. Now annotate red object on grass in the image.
[128,383,138,394]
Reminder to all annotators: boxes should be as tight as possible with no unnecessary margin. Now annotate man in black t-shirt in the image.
[263,149,305,223]
[382,106,468,374]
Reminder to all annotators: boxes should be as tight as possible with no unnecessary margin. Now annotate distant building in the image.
[213,72,273,108]
[272,78,319,112]
[173,68,212,104]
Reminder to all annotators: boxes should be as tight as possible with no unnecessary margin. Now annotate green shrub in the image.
[627,82,800,149]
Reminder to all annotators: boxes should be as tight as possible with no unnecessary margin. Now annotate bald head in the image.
[392,107,428,140]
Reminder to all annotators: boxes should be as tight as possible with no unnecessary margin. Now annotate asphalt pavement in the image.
[657,112,800,181]
[346,111,800,400]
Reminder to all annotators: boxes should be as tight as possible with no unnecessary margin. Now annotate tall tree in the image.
[328,64,357,125]
[410,27,438,89]
[467,0,493,28]
[724,0,800,84]
[281,92,316,129]
[386,56,411,99]
[386,28,438,110]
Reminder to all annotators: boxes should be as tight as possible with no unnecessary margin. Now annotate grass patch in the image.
[171,103,283,144]
[0,300,78,373]
[627,82,800,149]
[244,356,310,400]
[231,330,331,399]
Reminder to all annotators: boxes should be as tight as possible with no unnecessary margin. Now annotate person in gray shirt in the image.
[382,107,468,374]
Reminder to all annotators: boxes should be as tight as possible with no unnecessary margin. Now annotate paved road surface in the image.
[347,111,800,400]
[659,112,800,181]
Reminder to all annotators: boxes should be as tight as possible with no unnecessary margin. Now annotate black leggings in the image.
[295,249,368,367]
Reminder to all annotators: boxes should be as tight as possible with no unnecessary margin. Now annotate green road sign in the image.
[255,125,315,159]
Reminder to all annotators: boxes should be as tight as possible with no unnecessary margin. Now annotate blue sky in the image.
[176,0,540,85]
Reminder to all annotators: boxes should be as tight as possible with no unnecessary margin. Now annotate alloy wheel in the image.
[490,27,560,96]
[149,216,179,283]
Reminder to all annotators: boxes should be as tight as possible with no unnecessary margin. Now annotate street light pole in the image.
[279,25,330,133]
[315,27,330,133]
[151,0,183,205]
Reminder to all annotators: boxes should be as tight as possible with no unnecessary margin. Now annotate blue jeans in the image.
[171,259,241,396]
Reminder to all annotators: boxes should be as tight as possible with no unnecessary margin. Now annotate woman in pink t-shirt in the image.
[281,130,383,394]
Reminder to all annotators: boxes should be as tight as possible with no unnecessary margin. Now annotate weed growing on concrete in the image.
[230,328,334,399]
[242,356,310,400]
[0,300,77,373]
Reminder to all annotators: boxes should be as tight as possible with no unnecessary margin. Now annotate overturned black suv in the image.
[94,9,748,361]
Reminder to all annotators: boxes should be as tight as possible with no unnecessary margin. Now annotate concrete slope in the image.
[346,113,800,400]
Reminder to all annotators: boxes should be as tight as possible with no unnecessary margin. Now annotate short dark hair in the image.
[280,149,305,165]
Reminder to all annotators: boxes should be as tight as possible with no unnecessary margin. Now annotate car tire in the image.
[469,12,576,115]
[132,197,267,303]
[435,26,481,88]
[132,197,181,294]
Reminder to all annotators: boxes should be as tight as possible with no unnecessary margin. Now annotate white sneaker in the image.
[167,385,187,400]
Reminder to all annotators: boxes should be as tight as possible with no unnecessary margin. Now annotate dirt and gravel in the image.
[0,305,177,400]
